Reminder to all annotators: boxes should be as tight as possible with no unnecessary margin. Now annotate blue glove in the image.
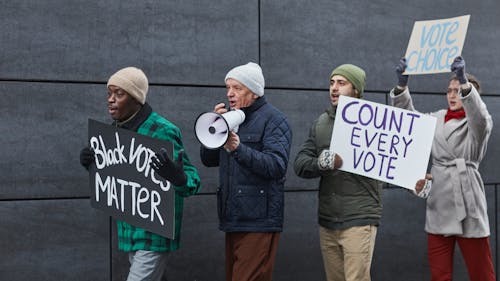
[450,56,468,84]
[396,58,409,87]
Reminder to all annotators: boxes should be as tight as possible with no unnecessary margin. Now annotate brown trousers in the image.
[225,232,281,281]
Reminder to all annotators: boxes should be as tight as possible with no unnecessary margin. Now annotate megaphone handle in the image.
[214,102,228,114]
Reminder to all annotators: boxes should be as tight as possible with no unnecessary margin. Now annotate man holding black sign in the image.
[294,64,382,281]
[80,67,200,281]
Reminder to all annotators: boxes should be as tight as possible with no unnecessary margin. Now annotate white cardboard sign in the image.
[404,15,470,75]
[330,96,436,190]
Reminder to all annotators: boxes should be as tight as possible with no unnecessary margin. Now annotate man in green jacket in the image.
[80,67,200,281]
[294,64,382,281]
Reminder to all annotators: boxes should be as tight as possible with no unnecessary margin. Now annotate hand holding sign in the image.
[404,15,470,75]
[450,56,468,84]
[414,174,433,198]
[396,58,409,88]
[317,150,343,170]
[80,147,95,170]
[152,149,187,186]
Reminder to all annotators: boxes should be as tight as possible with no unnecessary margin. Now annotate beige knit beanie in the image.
[107,67,149,104]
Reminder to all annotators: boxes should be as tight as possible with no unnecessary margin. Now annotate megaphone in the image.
[194,109,246,149]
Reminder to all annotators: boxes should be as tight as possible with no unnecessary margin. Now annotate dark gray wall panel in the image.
[0,82,106,199]
[0,199,109,281]
[373,188,429,280]
[479,96,500,183]
[266,89,326,190]
[274,191,325,280]
[496,184,500,276]
[0,1,259,85]
[491,184,499,277]
[261,0,500,95]
[364,92,388,106]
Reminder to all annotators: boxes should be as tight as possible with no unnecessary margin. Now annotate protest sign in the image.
[404,15,470,75]
[330,96,436,190]
[87,119,175,238]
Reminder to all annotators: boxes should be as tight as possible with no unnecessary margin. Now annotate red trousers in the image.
[427,233,496,281]
[225,232,280,281]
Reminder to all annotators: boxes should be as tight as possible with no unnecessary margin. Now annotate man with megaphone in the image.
[199,62,292,281]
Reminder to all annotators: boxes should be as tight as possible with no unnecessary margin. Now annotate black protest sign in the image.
[87,119,175,239]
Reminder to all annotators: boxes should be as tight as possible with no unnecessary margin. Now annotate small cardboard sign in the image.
[404,15,470,75]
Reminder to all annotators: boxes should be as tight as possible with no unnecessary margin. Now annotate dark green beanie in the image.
[330,64,366,97]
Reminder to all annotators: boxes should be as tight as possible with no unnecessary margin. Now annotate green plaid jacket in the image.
[115,103,201,252]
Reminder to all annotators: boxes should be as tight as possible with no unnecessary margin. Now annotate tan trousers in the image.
[225,232,280,281]
[319,225,377,281]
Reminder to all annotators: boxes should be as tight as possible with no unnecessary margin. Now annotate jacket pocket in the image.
[239,133,262,150]
[229,185,267,221]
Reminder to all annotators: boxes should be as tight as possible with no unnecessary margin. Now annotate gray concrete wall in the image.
[1,1,498,280]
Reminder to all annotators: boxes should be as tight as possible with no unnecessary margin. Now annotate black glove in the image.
[451,56,468,84]
[396,57,409,87]
[151,148,187,186]
[80,147,95,170]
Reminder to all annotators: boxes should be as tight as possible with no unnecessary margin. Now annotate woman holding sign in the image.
[390,56,495,281]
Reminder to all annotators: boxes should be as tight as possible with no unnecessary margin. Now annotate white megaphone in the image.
[194,109,246,149]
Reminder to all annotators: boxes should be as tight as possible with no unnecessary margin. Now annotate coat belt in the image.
[434,158,479,221]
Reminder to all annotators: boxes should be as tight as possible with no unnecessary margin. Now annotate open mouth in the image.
[330,94,339,101]
[108,107,118,115]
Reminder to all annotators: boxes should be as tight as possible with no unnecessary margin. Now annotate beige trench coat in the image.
[390,84,493,237]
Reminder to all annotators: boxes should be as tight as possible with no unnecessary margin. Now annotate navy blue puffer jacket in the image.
[200,97,292,232]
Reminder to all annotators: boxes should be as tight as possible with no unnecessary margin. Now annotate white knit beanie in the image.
[107,67,149,104]
[225,62,265,97]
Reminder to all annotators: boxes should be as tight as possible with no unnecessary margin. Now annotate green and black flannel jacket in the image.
[115,103,201,252]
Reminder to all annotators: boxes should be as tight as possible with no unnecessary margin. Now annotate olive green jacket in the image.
[294,105,382,230]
